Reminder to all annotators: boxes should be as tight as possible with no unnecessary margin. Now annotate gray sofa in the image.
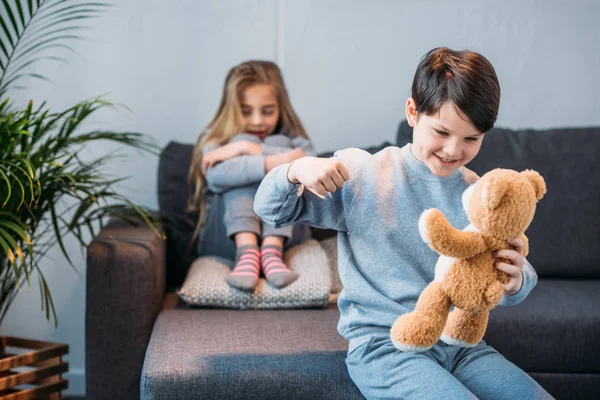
[86,122,600,399]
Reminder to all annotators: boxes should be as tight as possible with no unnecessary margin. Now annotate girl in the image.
[187,60,315,292]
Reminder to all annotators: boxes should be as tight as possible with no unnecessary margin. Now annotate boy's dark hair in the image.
[412,47,500,133]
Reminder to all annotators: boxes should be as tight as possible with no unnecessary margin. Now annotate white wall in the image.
[1,0,599,396]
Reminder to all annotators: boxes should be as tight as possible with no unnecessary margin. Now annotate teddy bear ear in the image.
[520,170,547,201]
[482,177,507,210]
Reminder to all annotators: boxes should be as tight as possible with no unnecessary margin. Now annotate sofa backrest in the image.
[158,142,198,289]
[160,124,600,282]
[397,121,600,278]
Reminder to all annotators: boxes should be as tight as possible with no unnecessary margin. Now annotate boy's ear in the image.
[405,98,418,127]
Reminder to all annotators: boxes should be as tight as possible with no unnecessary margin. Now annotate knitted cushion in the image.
[178,239,332,309]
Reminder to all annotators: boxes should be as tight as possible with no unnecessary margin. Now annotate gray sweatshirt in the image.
[203,133,315,193]
[254,144,537,343]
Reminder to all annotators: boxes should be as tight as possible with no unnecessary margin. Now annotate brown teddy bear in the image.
[390,168,546,352]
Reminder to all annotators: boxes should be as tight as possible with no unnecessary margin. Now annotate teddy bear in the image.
[390,168,546,352]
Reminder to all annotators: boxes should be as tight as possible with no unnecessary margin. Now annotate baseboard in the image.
[64,368,85,397]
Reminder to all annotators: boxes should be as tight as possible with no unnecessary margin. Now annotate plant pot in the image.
[0,336,68,399]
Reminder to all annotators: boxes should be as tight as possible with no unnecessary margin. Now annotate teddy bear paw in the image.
[390,312,438,352]
[440,333,478,348]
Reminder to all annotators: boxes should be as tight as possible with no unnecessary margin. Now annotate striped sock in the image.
[261,245,298,289]
[226,245,260,292]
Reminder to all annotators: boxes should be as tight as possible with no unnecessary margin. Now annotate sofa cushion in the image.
[397,121,600,278]
[141,305,364,400]
[178,239,331,309]
[485,279,600,374]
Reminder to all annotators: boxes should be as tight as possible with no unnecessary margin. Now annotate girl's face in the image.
[407,99,484,177]
[240,84,280,139]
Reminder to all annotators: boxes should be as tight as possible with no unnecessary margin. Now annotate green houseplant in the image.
[0,0,159,328]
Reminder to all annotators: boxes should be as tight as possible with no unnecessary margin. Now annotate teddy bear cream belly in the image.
[437,253,507,312]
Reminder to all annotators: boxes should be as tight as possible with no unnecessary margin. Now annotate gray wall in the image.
[1,0,598,396]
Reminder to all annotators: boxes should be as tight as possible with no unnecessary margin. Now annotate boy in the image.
[254,48,552,399]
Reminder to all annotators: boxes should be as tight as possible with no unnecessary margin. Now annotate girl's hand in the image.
[493,237,526,295]
[202,141,261,173]
[288,147,307,161]
[287,157,350,196]
[264,148,307,173]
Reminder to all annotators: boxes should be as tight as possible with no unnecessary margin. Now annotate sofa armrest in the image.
[85,217,166,400]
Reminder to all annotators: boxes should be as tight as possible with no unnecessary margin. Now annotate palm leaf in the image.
[38,266,57,326]
[0,166,13,206]
[0,0,161,329]
[0,97,161,326]
[0,0,110,95]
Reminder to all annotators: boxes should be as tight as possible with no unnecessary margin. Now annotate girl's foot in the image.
[226,245,260,291]
[260,245,298,289]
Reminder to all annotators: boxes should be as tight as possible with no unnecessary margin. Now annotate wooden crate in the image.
[0,336,68,400]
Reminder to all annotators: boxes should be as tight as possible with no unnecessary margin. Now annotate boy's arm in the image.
[254,155,351,232]
[498,258,537,306]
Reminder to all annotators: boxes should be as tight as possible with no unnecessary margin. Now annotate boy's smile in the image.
[406,99,485,177]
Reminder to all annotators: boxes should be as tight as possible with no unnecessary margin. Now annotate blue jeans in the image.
[346,334,553,400]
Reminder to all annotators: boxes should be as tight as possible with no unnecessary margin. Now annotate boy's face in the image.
[406,99,484,177]
[240,84,280,139]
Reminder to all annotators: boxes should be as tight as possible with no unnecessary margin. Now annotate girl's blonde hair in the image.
[187,60,309,243]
